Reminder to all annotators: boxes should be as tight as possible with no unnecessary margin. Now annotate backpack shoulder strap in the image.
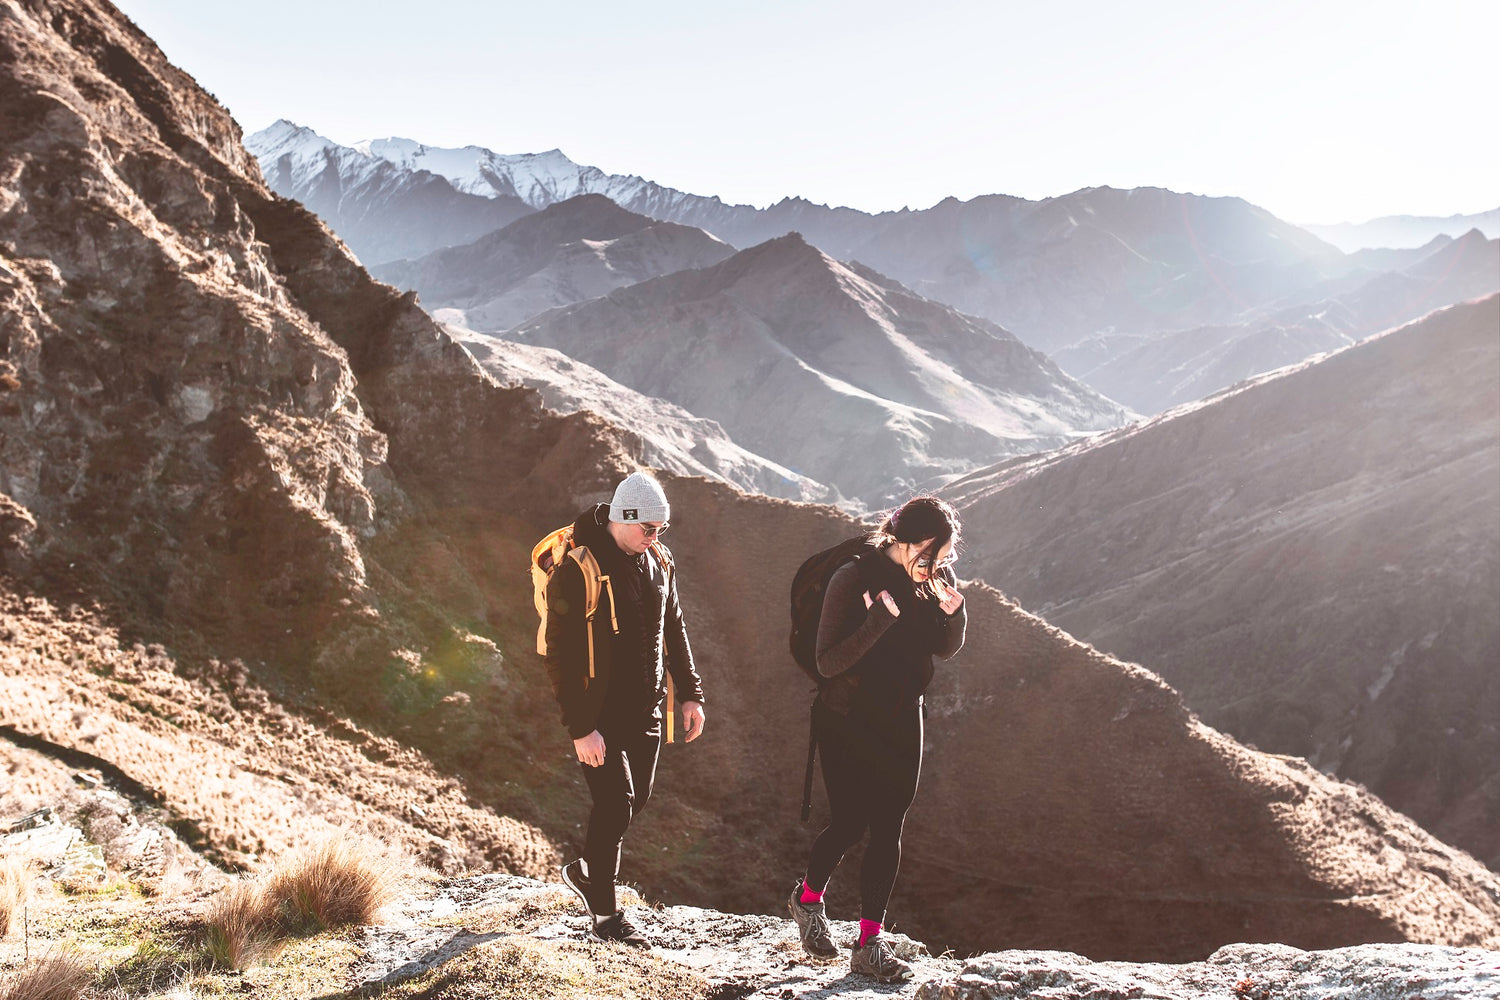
[648,540,673,577]
[567,545,611,624]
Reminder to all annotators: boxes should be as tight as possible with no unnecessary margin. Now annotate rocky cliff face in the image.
[2,0,1497,968]
[0,0,628,680]
[947,295,1500,869]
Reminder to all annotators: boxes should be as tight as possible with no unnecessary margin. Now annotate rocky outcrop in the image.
[0,0,631,680]
[354,872,1500,1000]
[947,295,1500,868]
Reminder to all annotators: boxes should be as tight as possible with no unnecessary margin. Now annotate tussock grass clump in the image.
[0,949,94,1000]
[199,834,414,971]
[261,835,410,934]
[202,878,280,971]
[0,857,32,938]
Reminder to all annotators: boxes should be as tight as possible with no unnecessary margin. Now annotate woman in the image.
[787,496,967,983]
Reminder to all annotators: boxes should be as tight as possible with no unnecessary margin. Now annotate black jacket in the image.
[543,503,704,738]
[814,545,966,719]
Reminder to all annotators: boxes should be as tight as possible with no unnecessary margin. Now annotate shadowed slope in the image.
[638,478,1500,959]
[948,295,1500,867]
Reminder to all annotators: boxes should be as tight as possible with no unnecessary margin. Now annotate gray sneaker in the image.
[787,884,838,958]
[850,932,913,983]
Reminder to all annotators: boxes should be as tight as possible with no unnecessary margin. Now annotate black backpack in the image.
[788,534,871,820]
[788,535,872,681]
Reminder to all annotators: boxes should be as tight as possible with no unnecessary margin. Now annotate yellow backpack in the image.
[530,525,678,742]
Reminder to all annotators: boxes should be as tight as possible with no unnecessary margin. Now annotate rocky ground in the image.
[3,756,1498,999]
[351,873,1500,999]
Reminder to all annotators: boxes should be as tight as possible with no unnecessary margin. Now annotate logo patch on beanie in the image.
[622,509,639,520]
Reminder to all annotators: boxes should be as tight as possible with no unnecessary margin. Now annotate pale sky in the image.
[114,0,1497,225]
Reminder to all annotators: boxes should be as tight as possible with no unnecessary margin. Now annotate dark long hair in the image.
[871,495,962,600]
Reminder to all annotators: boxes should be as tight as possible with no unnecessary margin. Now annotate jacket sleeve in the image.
[661,554,705,704]
[932,566,967,660]
[815,560,896,678]
[542,558,596,739]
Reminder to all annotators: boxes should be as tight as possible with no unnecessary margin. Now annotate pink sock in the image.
[858,919,882,946]
[799,879,824,905]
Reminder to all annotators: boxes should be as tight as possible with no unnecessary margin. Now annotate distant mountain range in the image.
[946,293,1500,868]
[250,123,1497,417]
[1303,209,1499,252]
[506,233,1132,505]
[245,124,1336,350]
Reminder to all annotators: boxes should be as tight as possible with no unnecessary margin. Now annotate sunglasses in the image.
[915,553,955,570]
[637,522,669,539]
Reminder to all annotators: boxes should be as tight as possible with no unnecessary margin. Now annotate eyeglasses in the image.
[637,522,669,539]
[915,553,955,570]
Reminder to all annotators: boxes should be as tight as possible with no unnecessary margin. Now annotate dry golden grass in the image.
[0,948,93,1000]
[0,858,31,939]
[201,877,279,971]
[261,835,412,935]
[198,834,415,971]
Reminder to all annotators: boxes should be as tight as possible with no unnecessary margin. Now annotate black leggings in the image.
[805,698,923,923]
[581,724,662,914]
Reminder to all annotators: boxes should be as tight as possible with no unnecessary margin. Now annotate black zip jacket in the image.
[543,503,705,739]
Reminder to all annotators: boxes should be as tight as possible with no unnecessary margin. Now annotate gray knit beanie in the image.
[609,471,670,524]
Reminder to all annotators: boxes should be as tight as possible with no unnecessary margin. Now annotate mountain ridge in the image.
[506,231,1133,505]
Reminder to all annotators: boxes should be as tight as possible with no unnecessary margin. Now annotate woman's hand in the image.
[863,590,900,617]
[933,577,964,615]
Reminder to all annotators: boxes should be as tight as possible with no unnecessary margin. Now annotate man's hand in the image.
[574,730,606,767]
[680,701,706,742]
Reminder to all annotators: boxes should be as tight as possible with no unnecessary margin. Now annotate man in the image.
[545,470,707,947]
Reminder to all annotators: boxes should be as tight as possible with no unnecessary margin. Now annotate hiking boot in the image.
[850,932,913,983]
[787,884,838,958]
[560,859,596,916]
[590,910,652,948]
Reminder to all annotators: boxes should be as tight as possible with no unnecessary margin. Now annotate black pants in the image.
[805,697,923,923]
[581,723,662,914]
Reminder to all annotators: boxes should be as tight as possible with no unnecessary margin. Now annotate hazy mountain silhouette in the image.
[1058,230,1500,412]
[1303,208,1499,252]
[507,233,1134,506]
[4,0,1497,964]
[947,295,1500,867]
[371,194,736,333]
